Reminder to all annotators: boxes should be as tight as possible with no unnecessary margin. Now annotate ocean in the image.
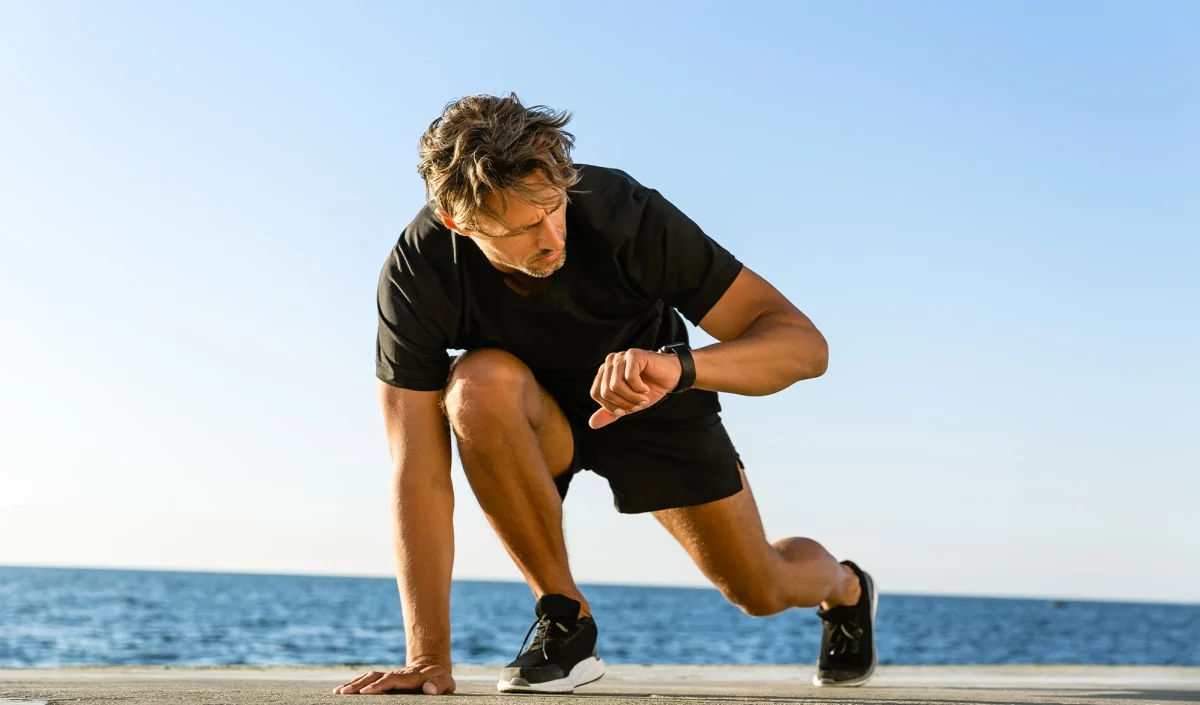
[1,566,1196,668]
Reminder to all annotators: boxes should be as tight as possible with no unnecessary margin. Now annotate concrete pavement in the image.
[2,665,1199,704]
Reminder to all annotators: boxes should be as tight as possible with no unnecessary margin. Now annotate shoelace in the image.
[827,620,864,657]
[517,615,571,661]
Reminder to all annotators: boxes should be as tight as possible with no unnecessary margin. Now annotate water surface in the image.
[1,567,1196,667]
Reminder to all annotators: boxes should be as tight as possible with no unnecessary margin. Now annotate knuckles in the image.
[591,349,653,409]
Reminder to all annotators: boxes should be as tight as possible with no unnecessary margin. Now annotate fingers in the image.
[334,670,387,694]
[422,672,456,695]
[588,407,618,430]
[591,351,650,422]
[359,670,424,694]
[623,355,650,394]
[607,355,649,406]
[335,667,438,695]
[589,358,626,420]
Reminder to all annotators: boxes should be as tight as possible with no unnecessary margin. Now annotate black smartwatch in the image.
[658,342,696,394]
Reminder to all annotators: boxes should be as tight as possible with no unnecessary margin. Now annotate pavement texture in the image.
[2,665,1199,705]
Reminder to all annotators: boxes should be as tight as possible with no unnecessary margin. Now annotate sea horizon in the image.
[2,563,1195,608]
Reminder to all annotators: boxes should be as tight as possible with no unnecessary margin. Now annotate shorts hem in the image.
[612,475,745,515]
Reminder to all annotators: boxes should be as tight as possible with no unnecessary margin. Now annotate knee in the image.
[443,349,536,436]
[721,583,789,618]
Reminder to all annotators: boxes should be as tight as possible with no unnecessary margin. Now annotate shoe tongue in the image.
[817,604,858,624]
[535,594,581,621]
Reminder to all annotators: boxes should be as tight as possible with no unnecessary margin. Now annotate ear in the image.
[435,209,469,237]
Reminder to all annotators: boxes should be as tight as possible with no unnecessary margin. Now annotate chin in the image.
[523,252,566,278]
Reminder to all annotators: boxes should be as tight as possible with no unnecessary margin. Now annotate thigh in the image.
[651,465,777,593]
[445,348,575,478]
[535,385,576,480]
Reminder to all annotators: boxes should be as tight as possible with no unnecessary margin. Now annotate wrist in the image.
[407,654,452,671]
[658,342,696,393]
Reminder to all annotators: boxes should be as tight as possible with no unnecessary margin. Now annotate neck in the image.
[502,270,553,297]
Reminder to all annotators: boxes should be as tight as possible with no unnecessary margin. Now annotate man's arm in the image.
[588,267,827,428]
[692,266,828,395]
[335,383,456,696]
[382,382,456,669]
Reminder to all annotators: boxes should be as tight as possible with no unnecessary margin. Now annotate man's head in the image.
[418,93,580,278]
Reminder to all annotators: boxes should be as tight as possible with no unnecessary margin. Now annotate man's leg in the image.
[652,465,860,616]
[442,348,589,614]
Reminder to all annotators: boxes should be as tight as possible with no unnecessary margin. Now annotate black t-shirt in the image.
[375,164,743,422]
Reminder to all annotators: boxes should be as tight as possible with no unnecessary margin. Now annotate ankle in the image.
[571,595,592,618]
[820,564,861,610]
[535,590,592,619]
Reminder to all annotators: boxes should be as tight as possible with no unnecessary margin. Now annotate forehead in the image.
[480,175,562,231]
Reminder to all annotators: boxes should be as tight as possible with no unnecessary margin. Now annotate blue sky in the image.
[1,1,1197,603]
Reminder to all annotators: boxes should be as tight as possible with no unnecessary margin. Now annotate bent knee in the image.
[722,584,789,617]
[443,349,537,432]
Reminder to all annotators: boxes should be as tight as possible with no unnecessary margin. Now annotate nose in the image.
[533,217,564,252]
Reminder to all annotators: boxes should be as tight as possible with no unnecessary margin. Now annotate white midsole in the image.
[497,656,605,693]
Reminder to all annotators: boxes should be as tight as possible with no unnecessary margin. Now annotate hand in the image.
[334,663,455,695]
[588,348,682,429]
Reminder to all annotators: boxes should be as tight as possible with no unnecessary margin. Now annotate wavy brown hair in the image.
[417,93,581,232]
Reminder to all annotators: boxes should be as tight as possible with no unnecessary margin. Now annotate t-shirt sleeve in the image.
[626,188,744,326]
[375,245,454,391]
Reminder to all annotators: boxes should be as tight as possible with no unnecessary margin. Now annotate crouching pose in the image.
[336,93,877,696]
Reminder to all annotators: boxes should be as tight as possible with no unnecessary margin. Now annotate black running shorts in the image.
[554,404,744,515]
[445,351,744,515]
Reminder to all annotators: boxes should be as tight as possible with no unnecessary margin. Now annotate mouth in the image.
[534,250,563,264]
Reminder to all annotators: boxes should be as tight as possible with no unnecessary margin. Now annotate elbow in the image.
[754,329,827,395]
[755,320,828,393]
[797,330,828,381]
[810,335,829,378]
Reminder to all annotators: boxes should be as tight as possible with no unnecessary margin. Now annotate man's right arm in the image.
[335,382,455,696]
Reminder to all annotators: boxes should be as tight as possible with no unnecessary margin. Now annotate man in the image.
[335,93,877,696]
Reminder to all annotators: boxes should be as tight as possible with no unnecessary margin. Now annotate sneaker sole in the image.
[496,656,605,693]
[812,570,878,687]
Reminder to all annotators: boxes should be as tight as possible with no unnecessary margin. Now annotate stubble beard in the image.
[521,250,567,278]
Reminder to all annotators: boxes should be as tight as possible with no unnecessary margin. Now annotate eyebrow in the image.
[499,195,567,236]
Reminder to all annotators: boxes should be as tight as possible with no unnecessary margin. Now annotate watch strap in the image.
[659,342,696,394]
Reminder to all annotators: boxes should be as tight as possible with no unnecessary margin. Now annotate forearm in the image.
[379,382,457,669]
[392,463,455,668]
[692,311,828,396]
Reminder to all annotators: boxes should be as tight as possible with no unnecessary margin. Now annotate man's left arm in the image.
[588,267,827,428]
[691,266,828,395]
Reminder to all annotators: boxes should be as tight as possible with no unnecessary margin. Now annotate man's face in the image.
[438,175,568,278]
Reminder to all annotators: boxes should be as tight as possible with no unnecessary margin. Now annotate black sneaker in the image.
[496,594,605,693]
[813,560,878,687]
